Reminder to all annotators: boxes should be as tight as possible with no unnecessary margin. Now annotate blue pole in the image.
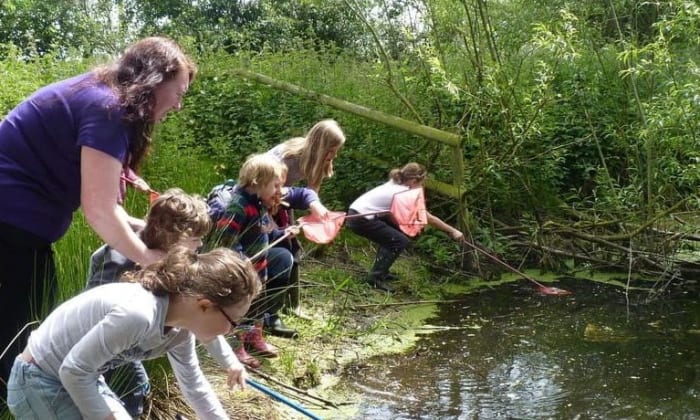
[246,378,323,420]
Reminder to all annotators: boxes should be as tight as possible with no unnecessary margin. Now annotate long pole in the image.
[462,239,546,287]
[249,231,294,261]
[461,239,571,295]
[246,378,323,420]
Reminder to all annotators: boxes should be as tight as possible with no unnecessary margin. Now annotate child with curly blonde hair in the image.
[208,154,300,368]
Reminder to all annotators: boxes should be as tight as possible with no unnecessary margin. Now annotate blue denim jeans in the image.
[247,246,294,319]
[7,356,130,419]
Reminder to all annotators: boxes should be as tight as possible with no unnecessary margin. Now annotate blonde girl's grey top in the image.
[26,282,228,420]
[267,143,303,186]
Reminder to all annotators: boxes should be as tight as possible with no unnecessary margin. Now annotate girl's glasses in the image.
[218,307,238,328]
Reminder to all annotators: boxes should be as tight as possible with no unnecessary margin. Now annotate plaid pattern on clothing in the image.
[208,186,282,279]
[86,244,136,289]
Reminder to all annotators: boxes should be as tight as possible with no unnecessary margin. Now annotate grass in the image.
[0,215,483,419]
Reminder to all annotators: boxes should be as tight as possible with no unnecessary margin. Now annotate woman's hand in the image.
[450,229,464,241]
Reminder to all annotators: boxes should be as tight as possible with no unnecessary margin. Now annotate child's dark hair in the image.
[141,188,211,250]
[389,162,427,185]
[123,246,261,307]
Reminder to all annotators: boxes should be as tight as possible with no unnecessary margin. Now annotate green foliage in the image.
[1,0,699,262]
[114,0,365,55]
[414,230,458,268]
[0,46,91,114]
[4,2,700,415]
[0,0,133,58]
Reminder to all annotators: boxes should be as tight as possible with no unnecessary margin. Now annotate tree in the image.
[0,0,132,57]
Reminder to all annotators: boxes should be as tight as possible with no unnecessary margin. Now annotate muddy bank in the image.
[161,238,635,419]
[172,242,660,419]
[203,244,469,419]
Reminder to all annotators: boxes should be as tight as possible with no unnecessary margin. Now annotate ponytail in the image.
[388,162,427,185]
[122,246,261,306]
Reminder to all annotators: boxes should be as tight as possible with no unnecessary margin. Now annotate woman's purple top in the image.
[0,72,132,242]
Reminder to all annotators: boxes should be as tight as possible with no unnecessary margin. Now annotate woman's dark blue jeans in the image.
[345,210,409,280]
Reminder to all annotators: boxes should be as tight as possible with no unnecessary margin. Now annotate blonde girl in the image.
[265,119,345,318]
[208,154,299,367]
[267,119,346,191]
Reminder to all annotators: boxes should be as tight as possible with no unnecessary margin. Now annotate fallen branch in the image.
[354,299,466,308]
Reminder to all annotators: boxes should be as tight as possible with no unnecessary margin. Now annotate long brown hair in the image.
[94,37,197,172]
[123,246,261,307]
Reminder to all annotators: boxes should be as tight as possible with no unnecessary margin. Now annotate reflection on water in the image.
[344,279,700,419]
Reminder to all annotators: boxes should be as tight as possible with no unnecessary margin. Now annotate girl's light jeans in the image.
[7,356,130,419]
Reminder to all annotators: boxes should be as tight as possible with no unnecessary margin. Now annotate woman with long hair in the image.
[0,37,196,389]
[265,119,345,318]
[267,119,346,192]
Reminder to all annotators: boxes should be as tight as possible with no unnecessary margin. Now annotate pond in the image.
[341,278,700,419]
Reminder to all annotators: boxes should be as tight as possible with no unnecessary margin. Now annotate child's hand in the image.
[309,201,330,220]
[226,364,248,390]
[286,225,301,237]
[450,229,464,241]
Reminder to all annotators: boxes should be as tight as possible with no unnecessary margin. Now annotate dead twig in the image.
[354,299,467,308]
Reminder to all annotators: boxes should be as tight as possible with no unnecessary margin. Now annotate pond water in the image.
[341,278,700,419]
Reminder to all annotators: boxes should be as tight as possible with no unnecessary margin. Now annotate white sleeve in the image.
[168,334,229,419]
[204,335,238,370]
[59,308,148,419]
